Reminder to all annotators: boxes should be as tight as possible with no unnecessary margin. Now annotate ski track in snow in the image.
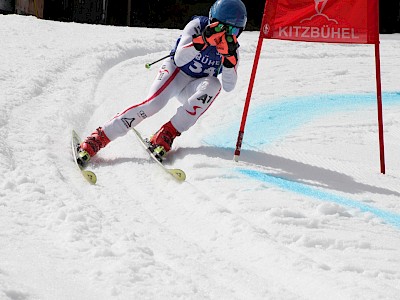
[1,15,400,300]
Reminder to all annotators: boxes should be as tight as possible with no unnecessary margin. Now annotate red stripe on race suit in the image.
[198,88,221,118]
[115,67,181,117]
[186,88,222,117]
[183,43,194,49]
[185,105,202,115]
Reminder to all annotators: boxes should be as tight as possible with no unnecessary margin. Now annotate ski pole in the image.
[145,54,172,69]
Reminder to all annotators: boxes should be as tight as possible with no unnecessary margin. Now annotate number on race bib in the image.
[188,61,203,74]
[204,67,216,76]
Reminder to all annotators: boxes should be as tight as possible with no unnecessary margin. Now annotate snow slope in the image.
[1,15,400,300]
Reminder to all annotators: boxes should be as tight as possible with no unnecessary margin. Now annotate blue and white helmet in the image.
[209,0,247,29]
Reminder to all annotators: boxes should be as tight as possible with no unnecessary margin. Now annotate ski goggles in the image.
[214,23,242,37]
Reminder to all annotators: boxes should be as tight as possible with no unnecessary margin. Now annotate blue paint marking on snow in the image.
[238,169,400,229]
[206,92,400,228]
[205,92,400,149]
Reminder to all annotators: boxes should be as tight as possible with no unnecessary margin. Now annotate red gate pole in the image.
[375,41,385,174]
[374,0,385,174]
[234,35,264,162]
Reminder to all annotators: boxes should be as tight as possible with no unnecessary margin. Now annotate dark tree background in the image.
[6,0,399,33]
[380,0,400,33]
[129,0,265,30]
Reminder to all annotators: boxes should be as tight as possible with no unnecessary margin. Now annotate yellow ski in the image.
[71,130,97,184]
[132,128,186,181]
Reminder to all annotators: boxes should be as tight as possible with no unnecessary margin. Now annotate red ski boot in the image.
[150,121,180,159]
[78,127,110,166]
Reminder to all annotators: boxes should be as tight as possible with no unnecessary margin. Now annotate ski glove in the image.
[216,34,239,68]
[192,21,226,51]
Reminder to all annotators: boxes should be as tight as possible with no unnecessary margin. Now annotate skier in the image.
[77,0,247,165]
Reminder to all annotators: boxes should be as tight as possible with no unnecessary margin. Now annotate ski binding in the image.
[71,130,97,184]
[132,128,186,181]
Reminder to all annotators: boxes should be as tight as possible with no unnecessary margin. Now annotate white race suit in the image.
[102,16,239,141]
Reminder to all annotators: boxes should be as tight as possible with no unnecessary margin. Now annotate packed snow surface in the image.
[1,15,400,300]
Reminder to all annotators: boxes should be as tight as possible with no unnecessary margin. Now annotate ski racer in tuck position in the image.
[76,0,247,165]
